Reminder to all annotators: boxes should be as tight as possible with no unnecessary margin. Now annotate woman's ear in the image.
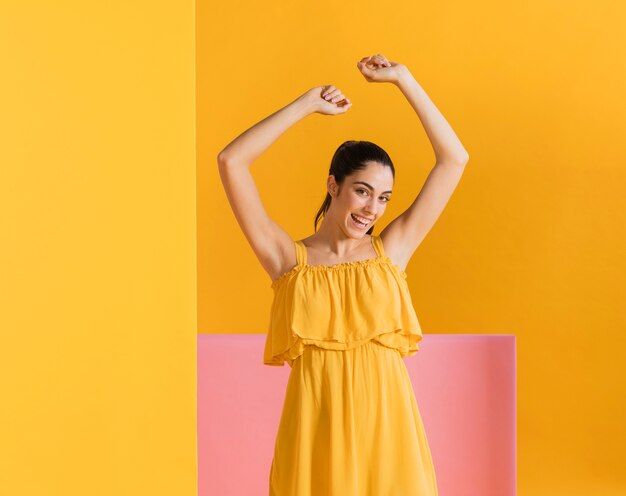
[327,175,337,198]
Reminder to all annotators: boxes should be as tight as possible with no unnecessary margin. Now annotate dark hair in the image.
[314,140,395,234]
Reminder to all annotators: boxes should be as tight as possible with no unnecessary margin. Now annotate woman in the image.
[218,54,468,495]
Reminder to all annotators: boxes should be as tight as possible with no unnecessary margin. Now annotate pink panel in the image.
[198,334,516,496]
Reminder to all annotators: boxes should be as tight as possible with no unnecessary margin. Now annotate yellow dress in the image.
[264,234,438,495]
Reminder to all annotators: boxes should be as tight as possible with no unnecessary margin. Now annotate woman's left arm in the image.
[395,66,469,165]
[357,55,470,269]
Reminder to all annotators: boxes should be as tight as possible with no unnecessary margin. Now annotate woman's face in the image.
[328,161,394,237]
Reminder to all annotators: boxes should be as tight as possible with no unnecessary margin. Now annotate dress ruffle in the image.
[264,257,422,367]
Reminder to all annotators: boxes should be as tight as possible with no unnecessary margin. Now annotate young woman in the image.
[218,53,468,495]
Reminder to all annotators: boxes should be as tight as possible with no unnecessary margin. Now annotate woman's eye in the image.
[356,189,389,202]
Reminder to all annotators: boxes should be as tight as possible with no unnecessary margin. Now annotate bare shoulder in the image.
[267,229,300,283]
[378,223,413,273]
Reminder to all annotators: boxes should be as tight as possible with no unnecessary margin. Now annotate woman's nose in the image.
[365,198,378,215]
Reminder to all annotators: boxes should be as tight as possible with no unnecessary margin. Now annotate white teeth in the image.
[351,214,370,227]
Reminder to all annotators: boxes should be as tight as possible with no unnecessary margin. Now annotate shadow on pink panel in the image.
[198,334,516,496]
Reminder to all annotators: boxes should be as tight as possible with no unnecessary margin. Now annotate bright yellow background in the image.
[200,1,626,494]
[1,1,197,495]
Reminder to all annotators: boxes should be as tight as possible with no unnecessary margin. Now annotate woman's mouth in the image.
[350,213,372,229]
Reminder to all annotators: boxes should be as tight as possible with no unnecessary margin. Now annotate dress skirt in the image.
[268,340,438,495]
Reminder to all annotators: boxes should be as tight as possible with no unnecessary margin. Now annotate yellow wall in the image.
[200,1,626,494]
[1,2,197,495]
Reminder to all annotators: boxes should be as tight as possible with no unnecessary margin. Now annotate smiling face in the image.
[327,161,394,237]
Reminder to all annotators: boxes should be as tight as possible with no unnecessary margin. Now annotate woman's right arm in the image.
[217,86,351,283]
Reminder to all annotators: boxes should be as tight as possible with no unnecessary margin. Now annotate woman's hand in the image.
[356,54,407,84]
[302,85,352,115]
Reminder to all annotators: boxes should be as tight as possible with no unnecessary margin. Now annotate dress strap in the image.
[294,240,307,266]
[371,234,386,258]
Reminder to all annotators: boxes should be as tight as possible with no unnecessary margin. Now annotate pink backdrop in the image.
[198,334,516,495]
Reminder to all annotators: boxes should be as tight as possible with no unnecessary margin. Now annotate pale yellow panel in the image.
[1,1,197,495]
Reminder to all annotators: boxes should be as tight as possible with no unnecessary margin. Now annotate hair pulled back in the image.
[314,140,395,235]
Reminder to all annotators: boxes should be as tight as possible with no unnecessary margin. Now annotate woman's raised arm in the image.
[356,54,470,271]
[217,86,352,283]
